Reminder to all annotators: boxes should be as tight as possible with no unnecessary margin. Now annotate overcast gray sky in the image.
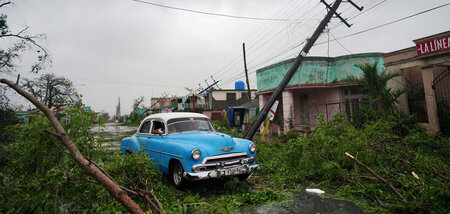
[1,0,449,115]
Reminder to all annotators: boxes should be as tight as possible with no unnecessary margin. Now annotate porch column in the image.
[282,90,294,133]
[421,66,440,133]
[386,66,409,113]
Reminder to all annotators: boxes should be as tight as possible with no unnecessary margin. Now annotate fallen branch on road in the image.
[345,152,408,204]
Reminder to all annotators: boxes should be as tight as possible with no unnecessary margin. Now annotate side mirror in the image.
[158,130,164,136]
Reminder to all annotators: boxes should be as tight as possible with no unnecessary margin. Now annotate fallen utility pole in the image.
[199,80,219,94]
[244,0,345,140]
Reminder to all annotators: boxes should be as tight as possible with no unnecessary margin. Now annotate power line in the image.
[331,0,390,30]
[330,31,353,54]
[132,0,288,21]
[212,2,324,84]
[222,1,450,87]
[71,77,185,88]
[317,2,450,46]
[186,0,304,87]
[208,1,315,80]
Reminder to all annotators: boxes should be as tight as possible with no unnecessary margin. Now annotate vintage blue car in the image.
[120,112,260,187]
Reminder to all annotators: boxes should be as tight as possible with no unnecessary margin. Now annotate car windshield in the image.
[167,117,214,134]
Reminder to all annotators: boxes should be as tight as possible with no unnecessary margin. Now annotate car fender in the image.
[120,135,142,155]
[159,140,202,174]
[233,138,256,158]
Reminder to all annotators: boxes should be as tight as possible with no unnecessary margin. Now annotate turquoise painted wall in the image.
[256,53,385,91]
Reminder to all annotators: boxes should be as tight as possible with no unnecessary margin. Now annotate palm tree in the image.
[344,60,406,110]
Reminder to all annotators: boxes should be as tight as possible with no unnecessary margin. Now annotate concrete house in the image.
[384,31,450,134]
[202,88,257,121]
[256,53,384,135]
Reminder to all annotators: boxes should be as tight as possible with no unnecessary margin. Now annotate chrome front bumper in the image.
[183,163,260,180]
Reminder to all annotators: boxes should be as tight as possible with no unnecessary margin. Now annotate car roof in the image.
[142,112,209,122]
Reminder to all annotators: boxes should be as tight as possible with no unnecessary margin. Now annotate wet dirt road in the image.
[91,122,137,150]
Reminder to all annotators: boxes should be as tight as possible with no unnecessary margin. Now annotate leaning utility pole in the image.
[244,0,355,140]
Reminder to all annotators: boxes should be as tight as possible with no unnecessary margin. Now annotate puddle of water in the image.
[91,123,137,151]
[241,190,363,214]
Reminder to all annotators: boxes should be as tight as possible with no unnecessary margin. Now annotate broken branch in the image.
[345,152,408,204]
[0,78,144,214]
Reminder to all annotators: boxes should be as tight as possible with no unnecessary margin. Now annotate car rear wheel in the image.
[171,161,186,188]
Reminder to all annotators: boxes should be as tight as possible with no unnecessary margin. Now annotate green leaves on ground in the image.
[255,112,449,213]
[1,105,448,213]
[0,106,169,213]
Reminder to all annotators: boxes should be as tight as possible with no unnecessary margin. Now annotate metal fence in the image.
[433,69,450,135]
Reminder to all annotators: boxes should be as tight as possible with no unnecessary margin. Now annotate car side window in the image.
[151,120,165,135]
[139,121,150,134]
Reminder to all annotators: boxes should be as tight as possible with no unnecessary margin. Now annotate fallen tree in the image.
[1,78,164,213]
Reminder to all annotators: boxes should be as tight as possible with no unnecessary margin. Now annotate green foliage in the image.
[254,112,449,213]
[276,130,301,144]
[127,96,147,124]
[3,100,446,213]
[351,105,422,136]
[22,73,80,108]
[212,119,234,137]
[0,106,170,213]
[342,60,406,110]
[0,105,284,213]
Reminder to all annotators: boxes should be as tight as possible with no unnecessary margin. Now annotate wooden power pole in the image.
[243,43,251,99]
[244,0,358,140]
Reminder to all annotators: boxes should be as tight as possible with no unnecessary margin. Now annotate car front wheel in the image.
[171,161,186,188]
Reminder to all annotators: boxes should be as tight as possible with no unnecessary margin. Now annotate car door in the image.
[136,120,160,163]
[142,119,166,166]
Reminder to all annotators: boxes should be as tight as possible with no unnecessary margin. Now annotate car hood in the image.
[167,131,239,156]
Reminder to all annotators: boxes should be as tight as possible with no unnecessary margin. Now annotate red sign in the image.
[416,35,450,56]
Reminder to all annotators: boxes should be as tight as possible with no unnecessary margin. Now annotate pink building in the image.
[256,53,384,135]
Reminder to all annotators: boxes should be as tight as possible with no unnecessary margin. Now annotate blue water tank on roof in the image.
[235,81,245,90]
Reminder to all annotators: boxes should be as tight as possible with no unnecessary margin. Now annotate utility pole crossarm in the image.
[346,0,364,11]
[321,0,352,27]
[243,0,344,140]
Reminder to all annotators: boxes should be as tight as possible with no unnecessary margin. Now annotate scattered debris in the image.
[412,171,420,180]
[305,188,325,195]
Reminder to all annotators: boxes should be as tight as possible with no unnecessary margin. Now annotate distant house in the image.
[83,106,91,112]
[202,88,257,121]
[151,97,181,113]
[16,110,40,122]
[256,53,384,135]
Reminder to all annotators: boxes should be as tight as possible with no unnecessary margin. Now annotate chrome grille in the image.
[203,152,249,165]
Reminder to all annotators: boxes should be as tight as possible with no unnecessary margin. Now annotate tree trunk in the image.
[0,78,145,214]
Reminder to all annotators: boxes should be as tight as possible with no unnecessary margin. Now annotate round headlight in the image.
[249,143,256,153]
[191,149,201,161]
